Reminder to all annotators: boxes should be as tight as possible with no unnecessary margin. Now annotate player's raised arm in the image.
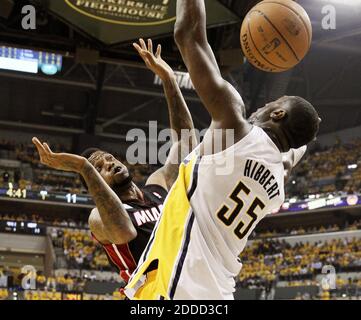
[133,39,198,190]
[32,137,137,244]
[174,0,247,129]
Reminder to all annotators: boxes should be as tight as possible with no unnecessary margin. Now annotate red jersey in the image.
[92,184,167,283]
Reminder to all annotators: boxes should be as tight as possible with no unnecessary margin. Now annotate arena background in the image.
[0,0,361,300]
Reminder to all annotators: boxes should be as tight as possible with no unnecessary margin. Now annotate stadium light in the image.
[0,56,38,73]
[348,164,358,169]
[41,64,58,76]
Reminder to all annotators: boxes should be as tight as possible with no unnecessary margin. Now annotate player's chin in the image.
[113,173,133,189]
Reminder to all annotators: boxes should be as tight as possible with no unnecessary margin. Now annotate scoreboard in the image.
[0,220,45,235]
[0,46,62,75]
[0,183,94,207]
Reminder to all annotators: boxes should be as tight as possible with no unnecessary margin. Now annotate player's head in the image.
[80,148,134,193]
[248,96,321,152]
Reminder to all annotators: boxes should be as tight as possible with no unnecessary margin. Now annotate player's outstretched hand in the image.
[133,38,174,81]
[32,137,86,173]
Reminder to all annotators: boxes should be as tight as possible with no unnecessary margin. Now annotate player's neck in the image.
[259,126,287,153]
[116,182,144,203]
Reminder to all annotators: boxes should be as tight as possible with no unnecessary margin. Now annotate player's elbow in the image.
[174,21,205,47]
[174,23,187,46]
[124,224,138,242]
[88,211,103,238]
[110,225,137,245]
[88,210,137,245]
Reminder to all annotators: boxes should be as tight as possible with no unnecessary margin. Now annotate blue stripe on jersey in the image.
[169,211,195,299]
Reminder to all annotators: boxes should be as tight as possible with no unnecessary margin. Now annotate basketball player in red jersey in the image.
[32,38,197,284]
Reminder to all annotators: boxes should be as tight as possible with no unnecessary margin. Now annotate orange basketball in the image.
[240,0,312,72]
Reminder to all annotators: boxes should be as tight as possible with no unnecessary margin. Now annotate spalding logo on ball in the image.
[240,0,312,72]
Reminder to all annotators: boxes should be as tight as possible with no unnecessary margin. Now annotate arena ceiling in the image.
[0,0,360,142]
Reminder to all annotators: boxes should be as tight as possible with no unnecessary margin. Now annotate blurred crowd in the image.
[2,212,360,242]
[0,266,124,301]
[1,136,361,300]
[23,290,124,300]
[238,238,361,290]
[0,213,87,229]
[51,228,112,271]
[1,136,361,200]
[252,219,361,239]
[287,138,361,198]
[0,139,156,194]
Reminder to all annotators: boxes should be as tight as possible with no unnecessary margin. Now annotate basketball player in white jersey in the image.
[125,0,320,300]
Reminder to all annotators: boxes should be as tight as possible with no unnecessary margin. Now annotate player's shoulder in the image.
[142,184,168,203]
[253,127,283,161]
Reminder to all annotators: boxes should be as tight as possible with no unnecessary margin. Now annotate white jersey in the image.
[125,126,285,300]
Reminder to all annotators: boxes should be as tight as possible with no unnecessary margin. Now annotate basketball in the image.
[240,0,312,72]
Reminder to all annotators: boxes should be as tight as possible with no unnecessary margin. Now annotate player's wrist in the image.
[160,72,176,83]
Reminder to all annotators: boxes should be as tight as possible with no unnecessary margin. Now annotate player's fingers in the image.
[133,44,151,66]
[155,44,161,58]
[33,145,46,163]
[139,38,147,51]
[32,137,47,155]
[147,39,153,55]
[143,50,155,62]
[133,43,143,55]
[43,143,53,155]
[32,137,43,149]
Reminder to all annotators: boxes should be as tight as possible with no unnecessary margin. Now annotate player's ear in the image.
[270,109,287,121]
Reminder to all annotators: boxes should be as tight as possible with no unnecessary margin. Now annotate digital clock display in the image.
[6,183,26,199]
[1,183,94,207]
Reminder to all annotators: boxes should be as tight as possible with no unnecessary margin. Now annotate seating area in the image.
[1,135,361,300]
[1,136,361,202]
[287,138,361,198]
[51,228,112,271]
[0,266,124,300]
[237,237,361,299]
[251,219,361,239]
[0,288,8,300]
[22,290,124,300]
[0,138,156,194]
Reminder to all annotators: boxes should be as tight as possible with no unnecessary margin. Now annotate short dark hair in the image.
[281,96,320,149]
[79,148,103,190]
[81,148,101,162]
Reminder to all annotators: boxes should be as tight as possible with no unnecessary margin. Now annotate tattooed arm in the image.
[32,137,136,245]
[133,39,198,191]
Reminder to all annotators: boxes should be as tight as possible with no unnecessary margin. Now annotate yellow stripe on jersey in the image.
[125,154,198,300]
